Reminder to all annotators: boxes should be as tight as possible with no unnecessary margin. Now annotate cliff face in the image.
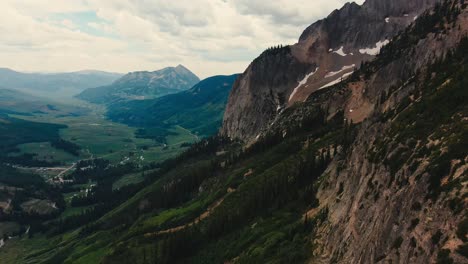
[263,2,468,262]
[222,48,312,141]
[222,0,441,142]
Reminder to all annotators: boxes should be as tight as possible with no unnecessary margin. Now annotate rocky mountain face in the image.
[77,65,200,104]
[257,1,468,262]
[222,0,441,142]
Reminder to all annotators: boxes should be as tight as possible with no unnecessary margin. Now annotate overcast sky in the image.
[0,0,364,78]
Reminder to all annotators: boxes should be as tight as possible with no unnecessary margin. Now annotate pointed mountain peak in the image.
[175,64,188,70]
[173,65,200,83]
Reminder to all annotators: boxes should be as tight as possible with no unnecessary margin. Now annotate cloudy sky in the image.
[0,0,364,78]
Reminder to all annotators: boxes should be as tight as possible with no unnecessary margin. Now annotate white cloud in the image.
[0,0,365,78]
[61,19,78,29]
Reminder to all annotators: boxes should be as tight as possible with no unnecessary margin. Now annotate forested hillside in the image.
[0,1,465,263]
[107,74,239,137]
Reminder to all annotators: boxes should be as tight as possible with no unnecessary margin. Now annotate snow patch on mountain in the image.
[333,46,347,56]
[325,64,355,78]
[359,40,390,55]
[319,71,354,90]
[288,68,318,102]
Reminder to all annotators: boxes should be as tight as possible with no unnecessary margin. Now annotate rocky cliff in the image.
[259,1,468,262]
[222,0,441,142]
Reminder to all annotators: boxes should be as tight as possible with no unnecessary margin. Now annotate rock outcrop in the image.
[260,1,468,262]
[222,0,441,142]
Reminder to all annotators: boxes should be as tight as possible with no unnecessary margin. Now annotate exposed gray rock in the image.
[221,0,441,142]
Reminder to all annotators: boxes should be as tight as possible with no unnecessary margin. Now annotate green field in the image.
[9,100,199,166]
[10,142,78,164]
[112,170,154,190]
[61,205,95,218]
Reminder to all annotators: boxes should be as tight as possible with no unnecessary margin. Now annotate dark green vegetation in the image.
[108,74,238,138]
[0,75,204,249]
[1,2,467,263]
[0,115,64,149]
[50,139,81,156]
[77,65,200,104]
[0,164,45,187]
[3,101,344,263]
[0,115,68,234]
[368,36,468,200]
[0,115,67,167]
[0,163,65,236]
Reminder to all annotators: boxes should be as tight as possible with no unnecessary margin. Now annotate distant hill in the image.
[0,68,122,98]
[0,88,35,101]
[107,74,239,137]
[77,65,200,104]
[0,88,89,117]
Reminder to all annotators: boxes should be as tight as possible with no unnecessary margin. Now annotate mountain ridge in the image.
[77,65,200,104]
[107,74,239,137]
[221,0,442,142]
[0,68,123,97]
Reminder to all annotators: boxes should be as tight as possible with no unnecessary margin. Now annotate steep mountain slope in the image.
[0,68,122,98]
[258,2,468,262]
[107,74,239,137]
[222,0,441,142]
[1,1,466,264]
[77,65,200,104]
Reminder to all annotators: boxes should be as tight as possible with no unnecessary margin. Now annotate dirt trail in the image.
[144,191,233,238]
[57,163,76,179]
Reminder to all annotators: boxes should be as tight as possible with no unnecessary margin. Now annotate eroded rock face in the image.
[221,0,441,142]
[222,48,312,141]
[219,5,468,260]
[313,121,466,264]
[309,4,468,263]
[248,2,468,263]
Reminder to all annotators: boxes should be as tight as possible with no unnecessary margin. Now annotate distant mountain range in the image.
[108,74,239,137]
[77,65,200,104]
[0,87,35,101]
[0,87,89,117]
[0,68,122,98]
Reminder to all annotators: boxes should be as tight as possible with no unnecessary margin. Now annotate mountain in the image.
[0,88,35,101]
[77,65,200,104]
[1,1,467,264]
[91,2,465,263]
[107,74,239,137]
[0,88,88,117]
[221,0,441,142]
[0,68,122,98]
